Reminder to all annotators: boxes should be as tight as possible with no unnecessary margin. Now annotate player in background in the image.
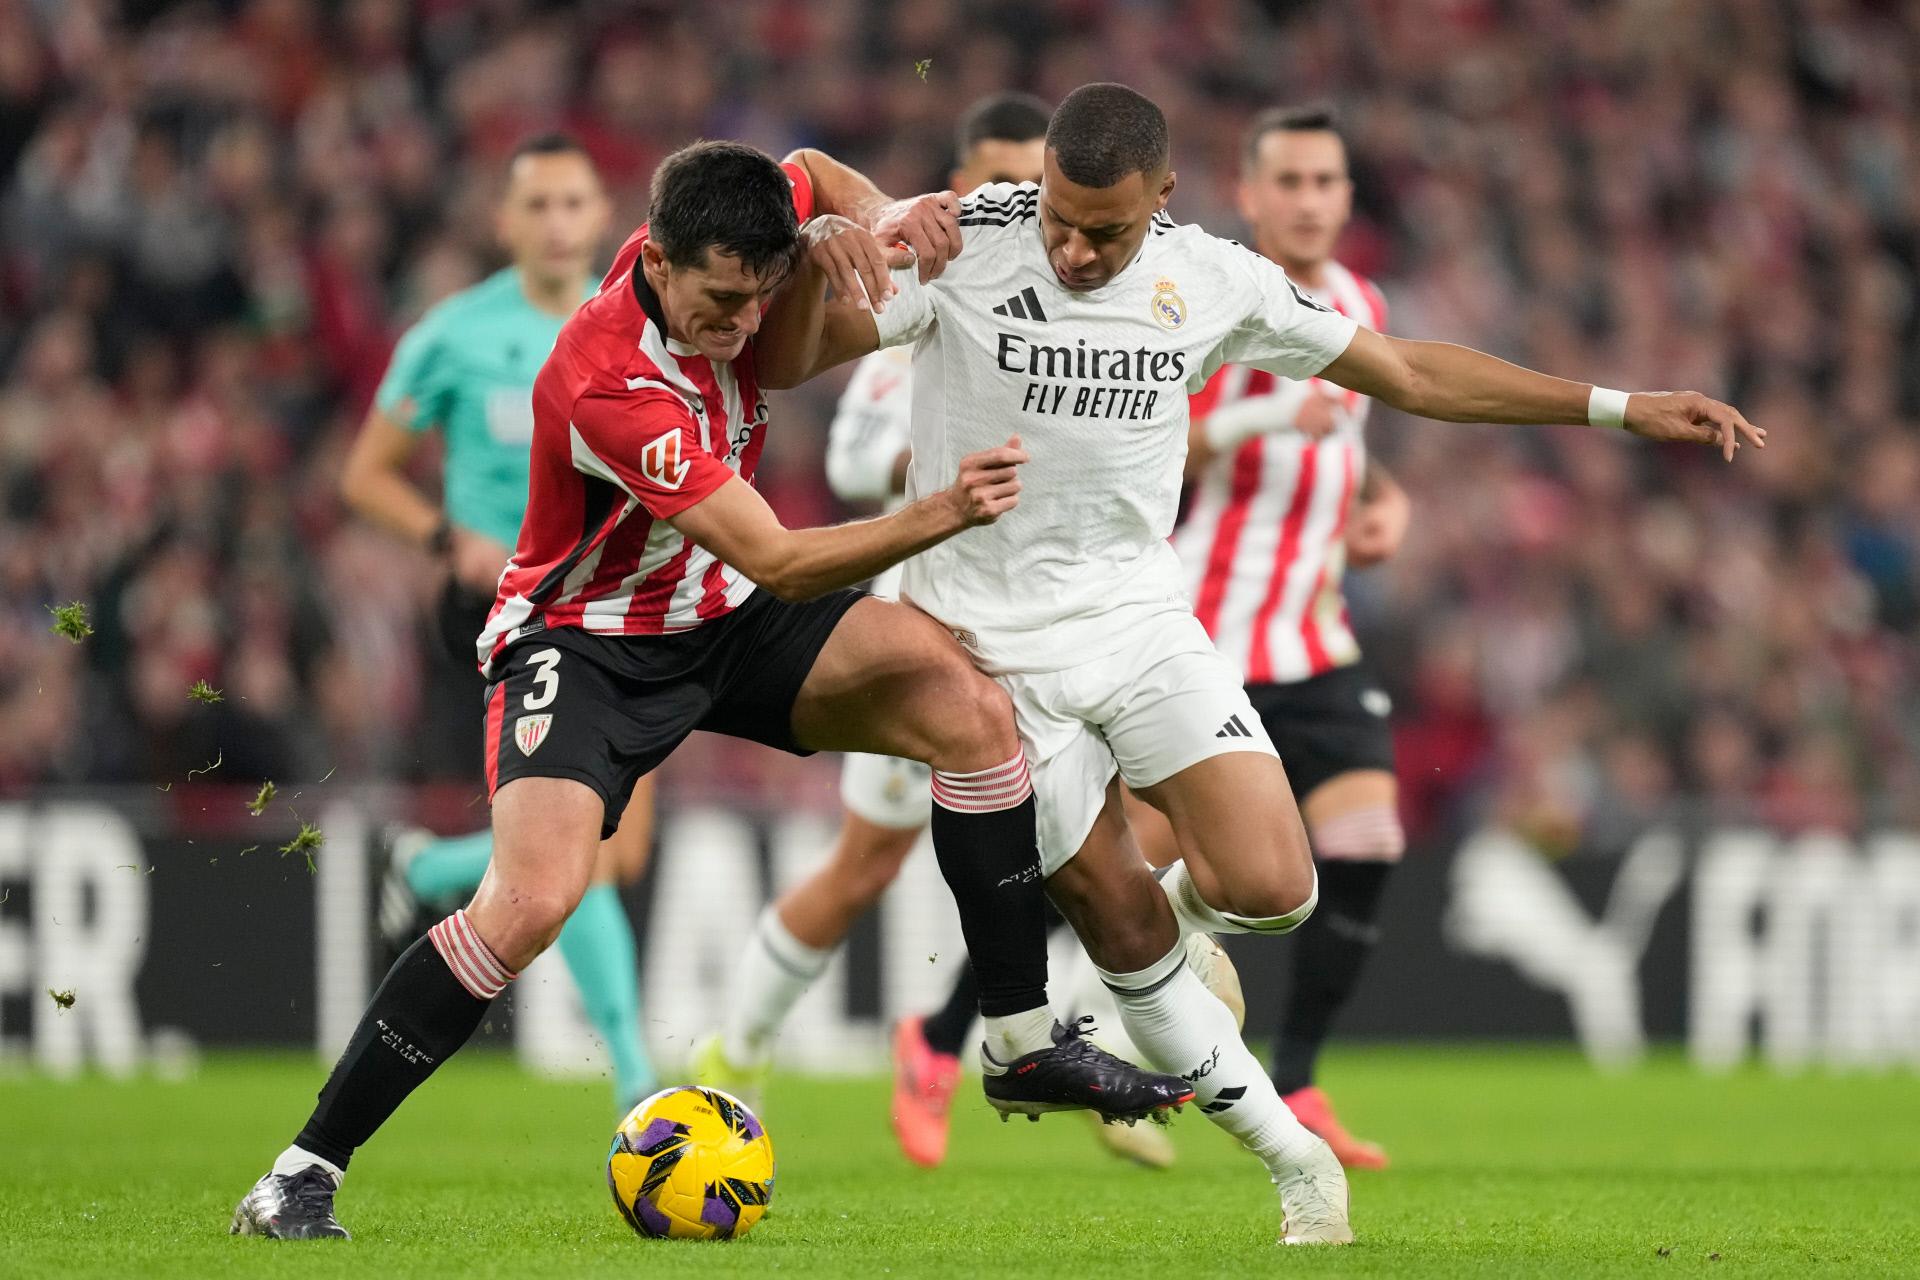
[1079,105,1411,1170]
[338,134,661,1112]
[235,140,1190,1242]
[694,94,1244,1174]
[757,82,1762,1246]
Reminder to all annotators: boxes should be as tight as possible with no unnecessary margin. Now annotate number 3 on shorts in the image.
[522,647,561,710]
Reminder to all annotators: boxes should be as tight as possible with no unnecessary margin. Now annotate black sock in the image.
[927,791,1049,1018]
[1270,860,1393,1095]
[292,932,498,1169]
[926,910,1071,1055]
[920,966,979,1057]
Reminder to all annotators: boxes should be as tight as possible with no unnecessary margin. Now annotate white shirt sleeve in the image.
[872,264,938,350]
[825,347,915,503]
[1212,245,1359,381]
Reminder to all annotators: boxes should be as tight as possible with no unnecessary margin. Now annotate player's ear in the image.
[1156,169,1176,212]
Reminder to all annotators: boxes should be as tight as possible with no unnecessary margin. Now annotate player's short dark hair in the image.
[955,92,1052,161]
[1044,83,1169,187]
[647,140,801,282]
[508,132,596,167]
[1242,105,1347,169]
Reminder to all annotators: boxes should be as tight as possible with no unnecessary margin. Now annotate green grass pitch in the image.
[3,1046,1916,1277]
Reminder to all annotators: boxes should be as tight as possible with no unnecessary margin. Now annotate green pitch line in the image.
[2,1045,1916,1278]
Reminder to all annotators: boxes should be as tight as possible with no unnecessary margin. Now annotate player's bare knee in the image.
[1216,857,1317,923]
[469,871,587,970]
[927,671,1017,771]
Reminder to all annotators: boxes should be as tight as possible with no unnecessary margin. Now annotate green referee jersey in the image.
[374,267,596,550]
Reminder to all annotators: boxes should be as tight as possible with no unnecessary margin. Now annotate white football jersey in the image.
[824,345,915,597]
[875,182,1359,673]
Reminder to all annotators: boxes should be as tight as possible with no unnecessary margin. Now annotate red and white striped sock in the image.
[931,754,1033,813]
[428,909,518,1001]
[1310,806,1406,862]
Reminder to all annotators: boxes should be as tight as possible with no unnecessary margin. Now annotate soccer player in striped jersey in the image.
[338,133,662,1115]
[758,82,1762,1247]
[235,139,1190,1242]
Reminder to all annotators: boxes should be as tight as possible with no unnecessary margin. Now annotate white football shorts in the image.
[996,606,1276,874]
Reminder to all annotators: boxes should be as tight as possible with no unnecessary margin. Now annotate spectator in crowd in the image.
[2,0,1915,848]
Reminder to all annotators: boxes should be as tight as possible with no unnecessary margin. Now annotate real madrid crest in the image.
[1150,277,1186,330]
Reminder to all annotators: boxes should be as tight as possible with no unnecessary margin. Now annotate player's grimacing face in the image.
[1238,130,1351,270]
[643,241,790,363]
[1038,151,1175,292]
[950,137,1045,196]
[497,152,612,287]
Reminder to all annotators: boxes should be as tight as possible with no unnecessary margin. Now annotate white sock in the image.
[982,1005,1055,1062]
[721,905,834,1065]
[1099,944,1320,1174]
[1158,859,1318,936]
[273,1145,344,1183]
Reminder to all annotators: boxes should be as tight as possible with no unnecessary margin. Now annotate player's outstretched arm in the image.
[1317,328,1766,461]
[667,438,1026,602]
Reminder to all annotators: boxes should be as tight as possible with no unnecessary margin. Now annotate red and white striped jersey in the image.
[1176,259,1387,687]
[477,165,815,675]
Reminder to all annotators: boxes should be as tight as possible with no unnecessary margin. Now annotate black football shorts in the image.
[485,589,865,836]
[1249,662,1397,801]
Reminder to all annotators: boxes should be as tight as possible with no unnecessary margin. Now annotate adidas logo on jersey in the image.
[1215,714,1254,739]
[991,287,1049,323]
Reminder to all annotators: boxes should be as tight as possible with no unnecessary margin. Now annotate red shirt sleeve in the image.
[782,160,815,223]
[568,388,735,519]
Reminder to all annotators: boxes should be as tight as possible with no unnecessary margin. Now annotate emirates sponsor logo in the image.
[514,714,553,757]
[639,429,691,490]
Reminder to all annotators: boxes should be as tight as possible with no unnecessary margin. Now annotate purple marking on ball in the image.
[635,1198,673,1237]
[701,1193,740,1236]
[635,1117,680,1152]
[738,1108,764,1141]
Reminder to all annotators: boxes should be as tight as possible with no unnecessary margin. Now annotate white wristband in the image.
[1587,386,1631,429]
[1202,381,1314,452]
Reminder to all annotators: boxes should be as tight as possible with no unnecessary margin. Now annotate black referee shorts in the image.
[485,589,865,837]
[1250,662,1397,802]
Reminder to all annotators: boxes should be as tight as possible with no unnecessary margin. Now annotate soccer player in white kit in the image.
[1070,104,1410,1171]
[759,83,1763,1247]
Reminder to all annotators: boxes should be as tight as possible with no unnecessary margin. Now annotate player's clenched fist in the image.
[1623,390,1766,461]
[944,435,1027,526]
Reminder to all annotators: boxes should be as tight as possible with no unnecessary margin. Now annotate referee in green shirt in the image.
[341,134,656,1108]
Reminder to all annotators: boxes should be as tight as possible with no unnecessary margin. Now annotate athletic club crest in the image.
[515,714,553,757]
[1150,277,1186,329]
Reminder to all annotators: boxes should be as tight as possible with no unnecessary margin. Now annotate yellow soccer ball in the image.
[607,1085,775,1240]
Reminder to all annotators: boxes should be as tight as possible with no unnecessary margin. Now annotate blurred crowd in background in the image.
[2,0,1917,851]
